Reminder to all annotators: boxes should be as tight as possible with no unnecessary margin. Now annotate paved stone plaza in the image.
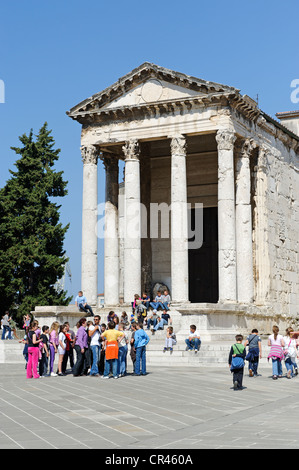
[1,363,299,450]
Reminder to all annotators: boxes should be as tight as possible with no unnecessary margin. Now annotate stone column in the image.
[81,144,98,306]
[216,129,237,302]
[102,154,119,306]
[235,138,255,303]
[122,139,141,303]
[253,146,271,304]
[170,134,189,303]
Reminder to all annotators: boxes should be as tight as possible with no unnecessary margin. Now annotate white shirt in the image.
[89,324,101,346]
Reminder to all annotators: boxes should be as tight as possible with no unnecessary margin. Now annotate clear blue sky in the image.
[0,0,298,302]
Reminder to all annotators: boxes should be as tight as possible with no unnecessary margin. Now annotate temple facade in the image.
[66,63,299,330]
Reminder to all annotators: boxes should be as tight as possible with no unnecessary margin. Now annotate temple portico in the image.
[65,63,299,332]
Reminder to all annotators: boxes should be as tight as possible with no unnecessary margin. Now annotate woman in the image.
[268,325,285,379]
[73,318,88,376]
[283,327,299,378]
[27,321,42,379]
[57,324,67,376]
[49,321,60,377]
[117,323,129,377]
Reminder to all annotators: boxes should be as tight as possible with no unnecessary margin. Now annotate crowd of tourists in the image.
[2,290,299,389]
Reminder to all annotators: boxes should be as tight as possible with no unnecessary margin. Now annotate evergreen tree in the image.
[0,123,71,321]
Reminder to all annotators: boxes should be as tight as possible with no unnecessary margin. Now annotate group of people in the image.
[4,289,299,390]
[21,311,152,380]
[228,325,299,390]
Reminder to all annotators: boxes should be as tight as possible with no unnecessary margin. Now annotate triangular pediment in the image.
[67,62,239,118]
[104,78,202,109]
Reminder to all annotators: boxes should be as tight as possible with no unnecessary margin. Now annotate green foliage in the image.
[0,123,72,322]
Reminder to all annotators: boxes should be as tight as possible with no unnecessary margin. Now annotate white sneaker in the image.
[50,372,57,377]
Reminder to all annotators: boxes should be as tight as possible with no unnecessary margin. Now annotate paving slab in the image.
[1,363,299,452]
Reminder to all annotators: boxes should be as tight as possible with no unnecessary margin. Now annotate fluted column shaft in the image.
[102,155,119,306]
[216,129,237,302]
[235,139,255,303]
[170,134,189,303]
[81,145,98,306]
[123,139,141,303]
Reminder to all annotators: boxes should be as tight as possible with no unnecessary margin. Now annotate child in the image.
[185,325,201,352]
[130,322,137,372]
[163,326,176,353]
[101,321,125,379]
[228,334,246,390]
[283,327,299,378]
[39,325,50,377]
[267,325,285,380]
[134,323,150,376]
[27,321,42,379]
[117,323,129,377]
[57,324,67,376]
[147,309,158,330]
[49,321,60,377]
[162,290,171,311]
[244,329,262,377]
[19,335,28,369]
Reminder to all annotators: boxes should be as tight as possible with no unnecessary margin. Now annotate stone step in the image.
[0,338,273,368]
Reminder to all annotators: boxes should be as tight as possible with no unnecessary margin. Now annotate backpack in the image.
[230,344,245,370]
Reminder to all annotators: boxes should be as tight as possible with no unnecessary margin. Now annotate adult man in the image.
[1,311,12,340]
[75,290,94,317]
[88,315,101,376]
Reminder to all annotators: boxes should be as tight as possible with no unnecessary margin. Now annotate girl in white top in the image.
[57,325,67,376]
[283,327,299,378]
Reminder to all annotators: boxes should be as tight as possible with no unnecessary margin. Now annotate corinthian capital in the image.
[122,139,140,160]
[257,145,270,171]
[81,144,98,164]
[216,129,236,151]
[170,134,187,155]
[240,138,257,159]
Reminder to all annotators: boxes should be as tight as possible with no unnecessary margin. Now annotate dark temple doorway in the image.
[188,207,219,303]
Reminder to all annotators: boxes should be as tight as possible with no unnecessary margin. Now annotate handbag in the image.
[283,339,292,358]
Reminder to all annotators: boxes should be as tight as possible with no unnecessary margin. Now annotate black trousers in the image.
[62,348,74,373]
[73,345,88,376]
[232,367,244,388]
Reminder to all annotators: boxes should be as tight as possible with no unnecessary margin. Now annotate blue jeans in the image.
[147,318,157,329]
[118,345,128,375]
[272,358,282,376]
[78,303,94,316]
[285,357,295,377]
[154,318,168,331]
[90,345,100,375]
[135,346,146,375]
[150,302,164,310]
[185,338,201,350]
[1,325,12,340]
[248,348,259,375]
[104,358,118,377]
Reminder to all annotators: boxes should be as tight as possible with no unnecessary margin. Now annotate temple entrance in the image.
[188,207,218,303]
